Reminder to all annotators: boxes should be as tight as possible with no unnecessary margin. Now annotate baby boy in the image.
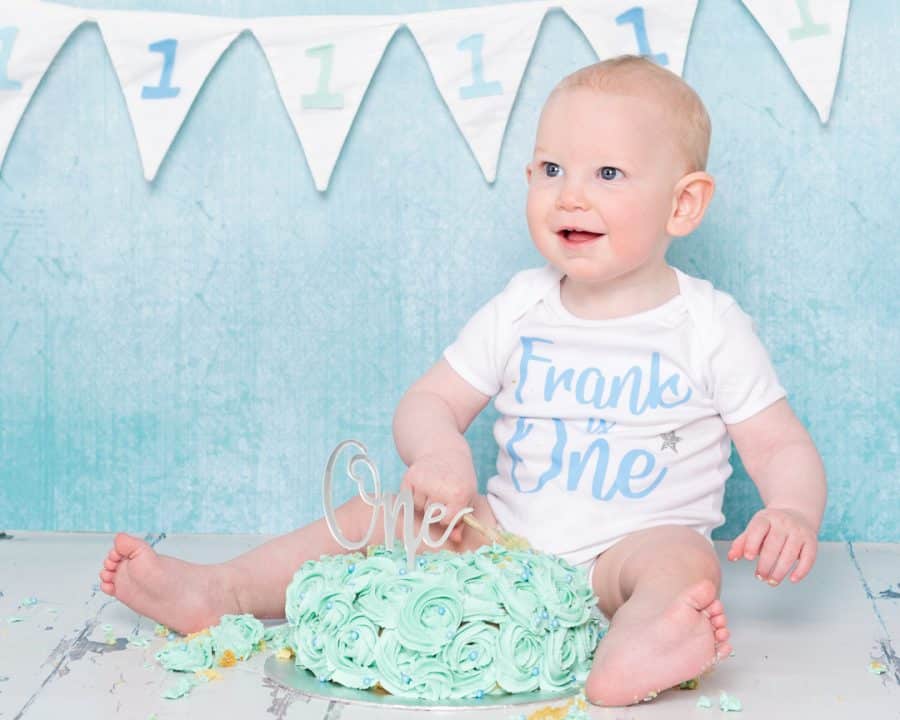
[99,55,826,706]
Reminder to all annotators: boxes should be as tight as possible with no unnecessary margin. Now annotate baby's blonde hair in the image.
[553,55,711,172]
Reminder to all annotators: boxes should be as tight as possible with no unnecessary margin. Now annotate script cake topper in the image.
[322,439,473,571]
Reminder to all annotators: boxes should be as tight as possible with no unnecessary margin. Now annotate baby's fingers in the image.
[741,515,771,560]
[755,531,786,581]
[790,541,817,582]
[766,536,804,585]
[727,533,747,562]
[450,524,465,544]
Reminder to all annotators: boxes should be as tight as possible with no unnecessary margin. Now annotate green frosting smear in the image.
[285,544,606,700]
[155,614,275,672]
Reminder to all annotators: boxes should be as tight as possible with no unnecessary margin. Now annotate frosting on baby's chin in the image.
[284,543,606,701]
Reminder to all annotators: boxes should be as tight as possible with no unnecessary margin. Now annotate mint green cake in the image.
[284,543,605,701]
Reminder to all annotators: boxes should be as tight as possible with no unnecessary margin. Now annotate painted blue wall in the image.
[0,0,897,541]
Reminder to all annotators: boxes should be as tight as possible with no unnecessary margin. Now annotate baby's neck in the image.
[559,264,679,321]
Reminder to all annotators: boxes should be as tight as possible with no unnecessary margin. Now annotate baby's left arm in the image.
[725,398,826,586]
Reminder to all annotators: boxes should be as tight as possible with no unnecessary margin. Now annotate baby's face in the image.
[526,87,688,285]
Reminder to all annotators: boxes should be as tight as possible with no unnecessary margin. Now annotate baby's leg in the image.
[98,493,496,635]
[583,526,733,707]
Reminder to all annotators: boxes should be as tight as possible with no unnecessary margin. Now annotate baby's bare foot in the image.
[99,533,242,635]
[585,579,732,707]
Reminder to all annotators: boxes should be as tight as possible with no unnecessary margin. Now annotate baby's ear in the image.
[667,172,715,237]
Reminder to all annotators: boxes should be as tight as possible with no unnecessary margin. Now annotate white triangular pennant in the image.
[741,0,849,123]
[563,0,699,77]
[0,0,86,171]
[252,15,401,192]
[406,2,548,183]
[97,9,241,181]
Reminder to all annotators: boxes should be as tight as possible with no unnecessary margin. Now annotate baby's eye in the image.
[598,166,621,181]
[543,162,562,178]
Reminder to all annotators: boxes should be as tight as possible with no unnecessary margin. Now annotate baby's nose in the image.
[556,180,588,211]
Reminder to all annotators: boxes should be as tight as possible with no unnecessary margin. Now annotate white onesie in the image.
[444,265,786,569]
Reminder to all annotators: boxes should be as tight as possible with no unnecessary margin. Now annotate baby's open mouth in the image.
[559,229,604,244]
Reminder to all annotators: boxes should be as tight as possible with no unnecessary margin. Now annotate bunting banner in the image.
[252,15,401,191]
[740,0,849,123]
[406,3,547,183]
[0,0,85,170]
[97,9,242,181]
[0,0,850,190]
[563,0,698,78]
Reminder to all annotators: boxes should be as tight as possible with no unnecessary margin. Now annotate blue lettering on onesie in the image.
[508,336,687,501]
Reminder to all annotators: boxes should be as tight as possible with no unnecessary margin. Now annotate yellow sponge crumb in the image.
[185,629,211,641]
[525,694,586,720]
[275,647,295,660]
[195,669,221,682]
[218,649,237,668]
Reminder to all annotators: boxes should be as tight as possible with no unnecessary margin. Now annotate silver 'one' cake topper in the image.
[322,439,473,571]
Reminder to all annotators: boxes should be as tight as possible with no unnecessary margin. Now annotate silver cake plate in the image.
[264,656,580,711]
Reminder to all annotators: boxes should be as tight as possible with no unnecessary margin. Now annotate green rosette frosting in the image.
[286,544,602,700]
[340,555,396,595]
[495,576,541,630]
[263,623,292,652]
[209,614,265,660]
[532,571,591,628]
[314,591,356,631]
[292,620,332,681]
[155,634,215,672]
[440,621,499,698]
[494,621,542,692]
[285,565,329,625]
[456,564,505,622]
[396,585,463,654]
[539,627,578,691]
[571,617,604,665]
[356,574,426,628]
[324,613,380,689]
[372,628,418,695]
[405,656,454,701]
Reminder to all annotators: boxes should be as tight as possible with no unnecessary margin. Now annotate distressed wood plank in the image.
[2,535,899,718]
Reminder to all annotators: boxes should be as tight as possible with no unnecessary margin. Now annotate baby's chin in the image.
[553,256,609,278]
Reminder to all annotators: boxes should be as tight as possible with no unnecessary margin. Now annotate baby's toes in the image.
[716,642,733,660]
[107,548,122,563]
[714,627,730,643]
[705,599,725,617]
[104,557,119,571]
[100,569,115,584]
[709,612,728,629]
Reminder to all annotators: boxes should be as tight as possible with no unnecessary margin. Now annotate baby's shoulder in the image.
[675,268,742,328]
[494,265,563,321]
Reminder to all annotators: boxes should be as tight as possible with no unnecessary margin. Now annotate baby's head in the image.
[526,55,715,285]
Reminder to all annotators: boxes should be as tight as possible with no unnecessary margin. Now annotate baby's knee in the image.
[623,526,721,584]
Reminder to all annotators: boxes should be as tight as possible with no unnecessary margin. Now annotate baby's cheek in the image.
[608,234,654,263]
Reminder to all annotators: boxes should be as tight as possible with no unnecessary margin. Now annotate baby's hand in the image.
[727,507,818,586]
[400,448,477,545]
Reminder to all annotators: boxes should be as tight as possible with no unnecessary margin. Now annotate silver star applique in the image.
[660,430,682,453]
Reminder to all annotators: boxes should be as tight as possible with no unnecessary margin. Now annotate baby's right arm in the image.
[392,358,491,543]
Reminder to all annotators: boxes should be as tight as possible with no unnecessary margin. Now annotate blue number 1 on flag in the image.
[141,38,181,100]
[616,7,669,67]
[458,34,503,100]
[0,27,23,91]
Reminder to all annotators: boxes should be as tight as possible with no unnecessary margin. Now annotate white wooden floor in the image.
[0,533,897,719]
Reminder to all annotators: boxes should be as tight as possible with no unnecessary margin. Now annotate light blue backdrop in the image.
[0,0,897,541]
